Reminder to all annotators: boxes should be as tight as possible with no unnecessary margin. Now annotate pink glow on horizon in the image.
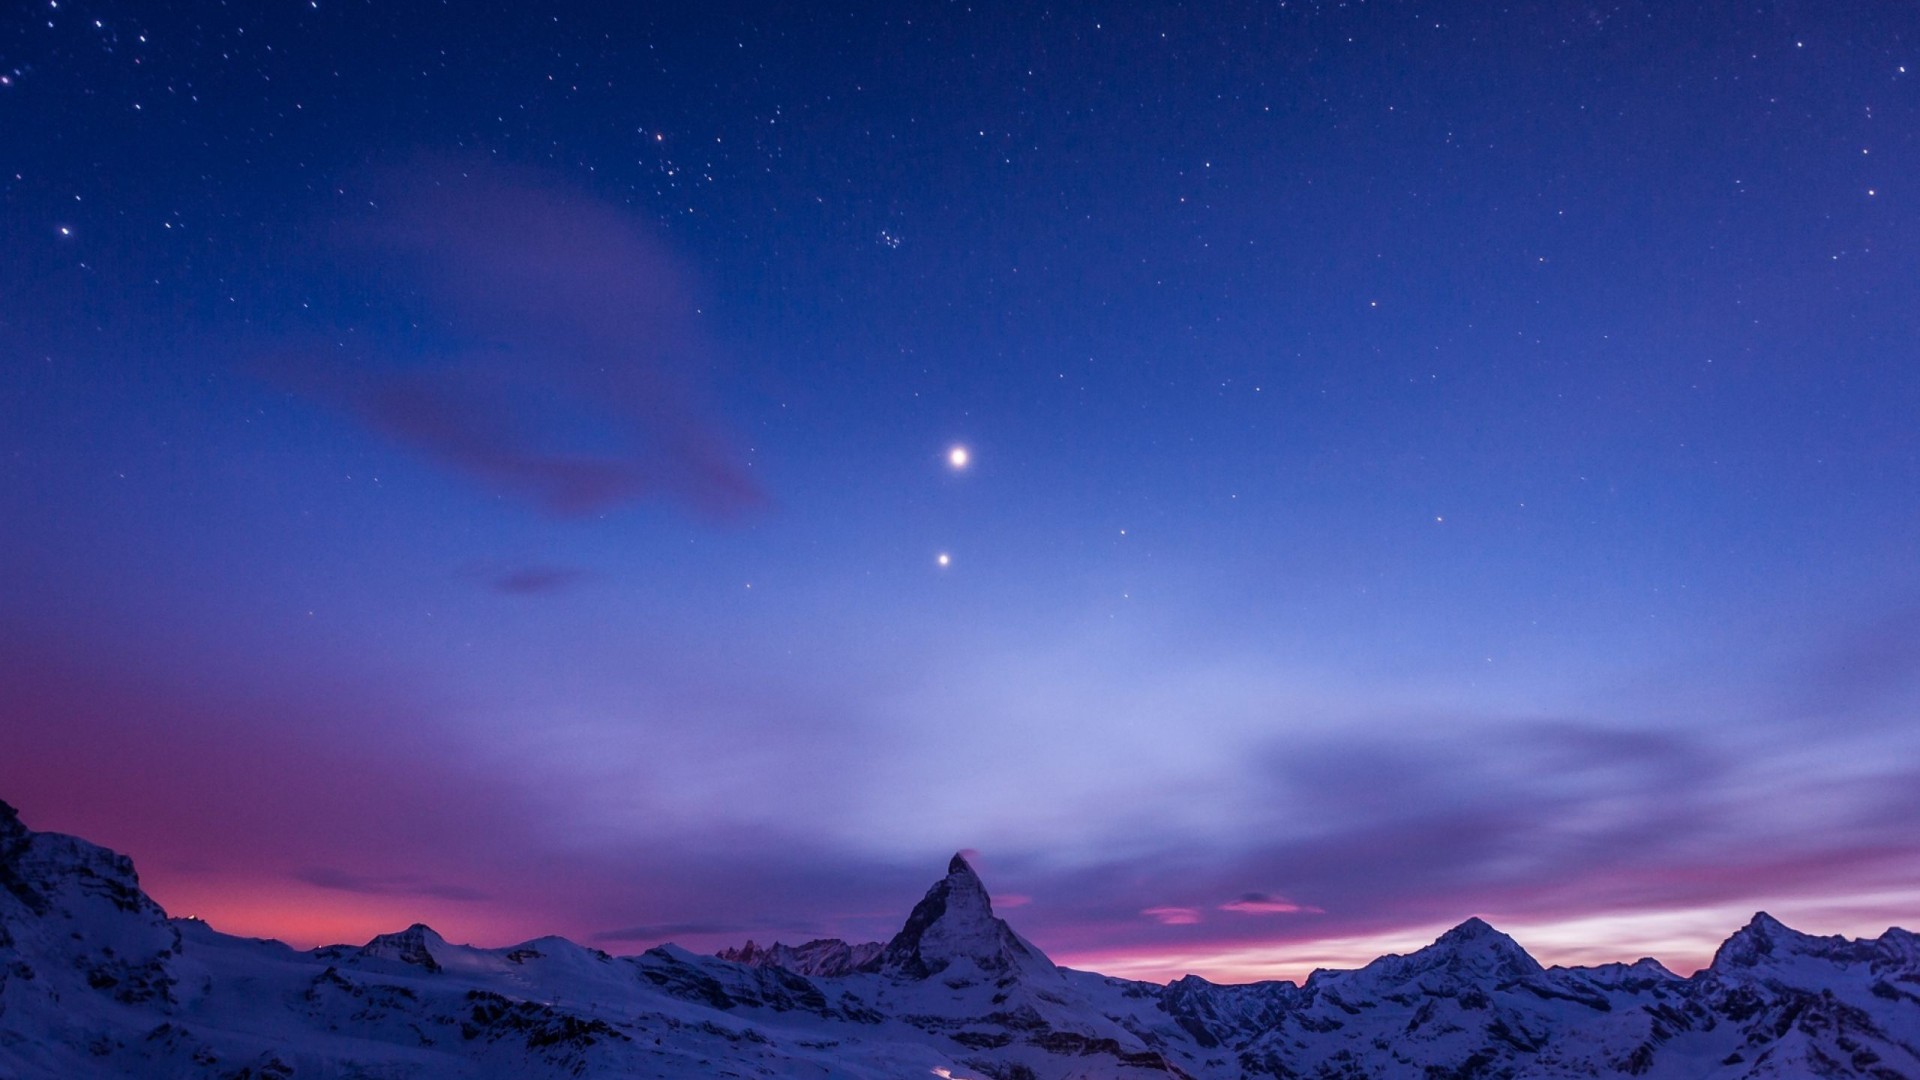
[1055,891,1920,985]
[8,615,1920,986]
[140,873,539,952]
[1056,921,1701,987]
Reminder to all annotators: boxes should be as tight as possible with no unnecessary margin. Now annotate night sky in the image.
[4,0,1919,983]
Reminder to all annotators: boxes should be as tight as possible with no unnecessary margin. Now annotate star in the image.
[947,445,969,470]
[937,552,951,567]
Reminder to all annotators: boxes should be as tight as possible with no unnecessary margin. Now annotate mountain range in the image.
[3,798,1917,1078]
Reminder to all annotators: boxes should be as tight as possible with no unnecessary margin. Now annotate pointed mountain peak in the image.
[1437,917,1500,943]
[1431,916,1533,963]
[881,853,1055,981]
[1337,916,1541,993]
[1709,911,1878,972]
[1435,917,1540,977]
[1710,912,1792,970]
[358,923,449,972]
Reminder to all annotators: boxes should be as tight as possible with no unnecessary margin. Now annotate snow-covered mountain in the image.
[3,798,1916,1079]
[715,937,884,978]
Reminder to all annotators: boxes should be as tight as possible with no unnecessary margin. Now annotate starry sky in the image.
[4,0,1919,983]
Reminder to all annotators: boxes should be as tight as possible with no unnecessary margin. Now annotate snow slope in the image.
[2,799,1916,1078]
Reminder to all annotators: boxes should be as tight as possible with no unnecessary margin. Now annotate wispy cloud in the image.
[487,565,587,595]
[297,867,489,902]
[8,594,1920,983]
[269,162,764,519]
[1218,893,1318,916]
[1142,906,1202,925]
[592,922,758,943]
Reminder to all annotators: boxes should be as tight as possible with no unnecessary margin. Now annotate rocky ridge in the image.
[2,798,1917,1079]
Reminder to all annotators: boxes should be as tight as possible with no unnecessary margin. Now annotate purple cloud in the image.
[983,705,1920,978]
[0,620,952,956]
[593,922,763,943]
[297,867,490,903]
[1218,893,1319,916]
[1143,906,1202,926]
[487,565,587,595]
[270,163,764,519]
[7,598,1919,982]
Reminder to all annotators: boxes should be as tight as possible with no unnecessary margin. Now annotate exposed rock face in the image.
[354,923,451,972]
[0,800,167,924]
[0,800,180,1014]
[3,798,1919,1079]
[880,852,1058,981]
[1709,910,1891,973]
[0,800,185,1077]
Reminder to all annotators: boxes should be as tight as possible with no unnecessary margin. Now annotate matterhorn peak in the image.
[880,852,1056,981]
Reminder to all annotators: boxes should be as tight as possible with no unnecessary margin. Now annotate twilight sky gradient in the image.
[3,1,1918,983]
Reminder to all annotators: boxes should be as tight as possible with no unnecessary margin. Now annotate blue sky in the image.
[3,0,1918,980]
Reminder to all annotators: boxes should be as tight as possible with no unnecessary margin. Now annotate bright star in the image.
[937,553,951,567]
[947,445,970,469]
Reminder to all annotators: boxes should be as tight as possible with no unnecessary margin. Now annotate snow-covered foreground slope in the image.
[3,800,1917,1079]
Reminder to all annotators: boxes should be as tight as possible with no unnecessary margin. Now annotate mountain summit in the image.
[1422,915,1546,981]
[880,852,1057,981]
[1709,909,1888,973]
[4,801,1920,1079]
[1308,914,1544,1000]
